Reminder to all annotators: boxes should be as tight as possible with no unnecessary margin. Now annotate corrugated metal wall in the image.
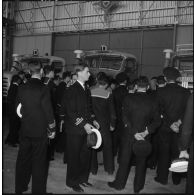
[53,27,173,78]
[13,1,193,35]
[12,34,52,56]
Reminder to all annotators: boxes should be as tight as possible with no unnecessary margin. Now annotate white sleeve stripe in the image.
[91,94,110,99]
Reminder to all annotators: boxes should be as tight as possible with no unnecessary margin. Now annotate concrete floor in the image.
[3,116,186,194]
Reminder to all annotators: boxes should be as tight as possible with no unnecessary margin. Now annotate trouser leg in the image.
[102,133,114,174]
[113,138,132,189]
[31,138,48,194]
[15,138,32,193]
[90,149,98,174]
[134,156,147,192]
[156,133,171,183]
[186,142,194,193]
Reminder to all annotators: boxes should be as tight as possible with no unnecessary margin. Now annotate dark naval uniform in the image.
[55,81,69,154]
[59,81,95,188]
[155,82,190,184]
[109,91,161,192]
[180,93,193,193]
[43,76,57,160]
[15,78,55,193]
[5,75,23,146]
[112,84,128,159]
[90,86,116,174]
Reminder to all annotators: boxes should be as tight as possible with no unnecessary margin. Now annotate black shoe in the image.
[154,177,168,185]
[172,178,181,185]
[71,185,84,192]
[80,182,93,187]
[134,190,140,194]
[107,182,123,190]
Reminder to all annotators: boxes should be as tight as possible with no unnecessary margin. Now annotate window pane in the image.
[100,56,123,70]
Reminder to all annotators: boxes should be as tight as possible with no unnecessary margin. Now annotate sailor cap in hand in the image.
[87,128,102,149]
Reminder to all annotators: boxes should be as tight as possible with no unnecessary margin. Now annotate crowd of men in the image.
[5,62,193,194]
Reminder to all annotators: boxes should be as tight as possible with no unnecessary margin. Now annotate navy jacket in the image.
[156,83,190,132]
[60,81,94,135]
[122,92,161,138]
[16,78,55,138]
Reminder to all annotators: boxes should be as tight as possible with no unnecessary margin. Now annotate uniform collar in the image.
[77,80,85,89]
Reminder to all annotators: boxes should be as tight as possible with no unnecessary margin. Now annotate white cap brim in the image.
[16,103,22,118]
[169,161,188,173]
[91,128,102,149]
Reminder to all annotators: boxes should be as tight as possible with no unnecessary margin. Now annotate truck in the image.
[74,45,138,82]
[3,51,66,99]
[164,44,193,91]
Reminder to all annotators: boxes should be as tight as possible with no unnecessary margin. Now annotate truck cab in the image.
[75,46,138,82]
[3,52,66,99]
[171,44,193,90]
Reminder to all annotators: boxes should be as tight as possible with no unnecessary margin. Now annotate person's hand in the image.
[134,133,145,141]
[139,127,149,138]
[48,132,56,139]
[84,123,94,134]
[179,150,189,159]
[110,125,115,131]
[59,120,64,133]
[93,120,100,129]
[170,122,180,133]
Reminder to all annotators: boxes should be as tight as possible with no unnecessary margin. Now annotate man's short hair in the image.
[43,65,54,75]
[74,63,88,75]
[62,71,71,79]
[96,72,109,86]
[163,67,181,81]
[136,76,149,88]
[157,75,166,85]
[28,62,41,74]
[115,72,128,84]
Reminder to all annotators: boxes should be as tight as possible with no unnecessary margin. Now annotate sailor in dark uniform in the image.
[155,67,191,185]
[5,74,23,147]
[55,71,71,161]
[90,72,116,175]
[59,63,100,192]
[15,62,56,194]
[112,72,128,161]
[42,65,57,160]
[179,93,193,194]
[108,76,161,193]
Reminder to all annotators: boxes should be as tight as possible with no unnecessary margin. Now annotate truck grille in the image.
[3,77,9,97]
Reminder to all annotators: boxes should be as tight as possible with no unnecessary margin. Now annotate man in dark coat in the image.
[108,76,161,193]
[42,65,57,160]
[179,93,193,194]
[112,72,128,161]
[59,64,99,192]
[155,67,191,185]
[15,62,56,194]
[5,74,23,147]
[90,72,116,175]
[55,71,71,160]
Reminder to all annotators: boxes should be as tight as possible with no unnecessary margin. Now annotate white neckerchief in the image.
[77,80,85,89]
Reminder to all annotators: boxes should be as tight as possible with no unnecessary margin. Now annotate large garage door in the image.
[53,27,173,78]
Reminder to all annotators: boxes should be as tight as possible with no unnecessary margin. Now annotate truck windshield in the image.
[173,56,193,76]
[100,56,123,70]
[85,55,123,70]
